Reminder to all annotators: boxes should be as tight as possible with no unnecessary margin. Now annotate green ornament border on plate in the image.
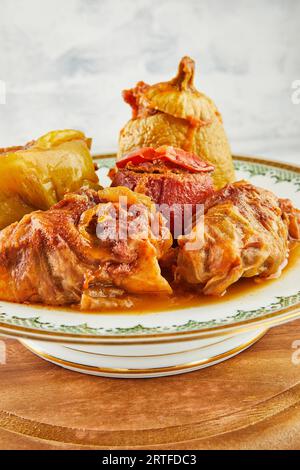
[234,159,300,191]
[0,155,299,340]
[0,291,300,337]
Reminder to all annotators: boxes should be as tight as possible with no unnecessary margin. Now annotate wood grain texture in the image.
[0,322,300,450]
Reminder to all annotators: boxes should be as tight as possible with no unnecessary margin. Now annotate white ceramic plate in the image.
[1,155,300,377]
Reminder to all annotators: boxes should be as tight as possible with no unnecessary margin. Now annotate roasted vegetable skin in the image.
[116,146,215,173]
[0,130,99,229]
[119,56,235,189]
[111,146,215,237]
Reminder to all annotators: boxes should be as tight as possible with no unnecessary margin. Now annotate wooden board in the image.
[1,321,300,450]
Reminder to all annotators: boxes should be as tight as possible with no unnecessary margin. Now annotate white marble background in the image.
[0,0,299,162]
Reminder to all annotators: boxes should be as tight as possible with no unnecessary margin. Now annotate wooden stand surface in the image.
[1,321,300,450]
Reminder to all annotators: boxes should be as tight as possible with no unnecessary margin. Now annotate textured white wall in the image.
[0,0,299,159]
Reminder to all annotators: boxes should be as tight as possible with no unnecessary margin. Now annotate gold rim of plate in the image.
[0,155,299,344]
[20,329,267,375]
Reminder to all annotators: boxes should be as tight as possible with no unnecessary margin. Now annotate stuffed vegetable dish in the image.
[0,129,99,229]
[0,57,299,312]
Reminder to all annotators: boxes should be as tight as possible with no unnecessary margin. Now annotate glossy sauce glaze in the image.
[76,242,300,315]
[29,243,300,315]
